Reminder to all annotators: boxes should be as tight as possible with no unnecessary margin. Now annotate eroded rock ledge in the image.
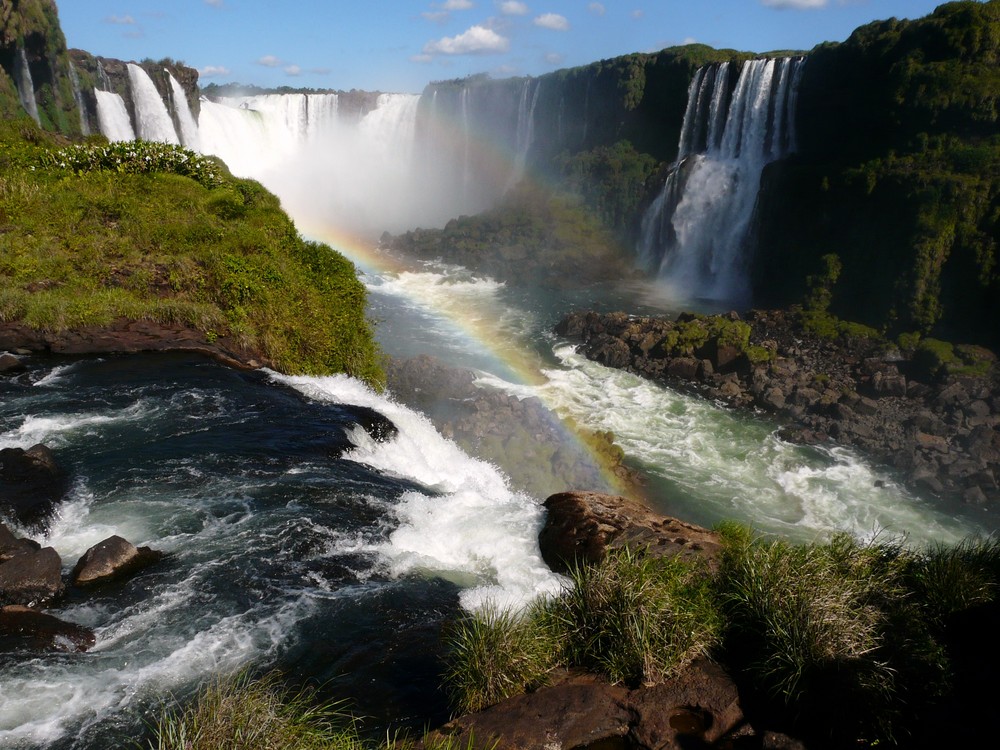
[556,310,1000,506]
[0,320,270,371]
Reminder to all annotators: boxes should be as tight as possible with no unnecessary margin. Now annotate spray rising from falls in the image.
[639,57,805,303]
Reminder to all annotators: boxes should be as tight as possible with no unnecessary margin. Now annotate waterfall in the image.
[639,57,805,302]
[13,48,40,124]
[97,60,112,91]
[69,61,90,136]
[126,63,180,144]
[95,90,136,142]
[167,72,200,150]
[200,92,427,235]
[508,78,542,190]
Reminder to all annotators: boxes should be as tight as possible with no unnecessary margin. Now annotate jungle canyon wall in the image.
[4,0,998,348]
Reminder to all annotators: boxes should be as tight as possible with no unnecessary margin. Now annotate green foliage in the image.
[556,140,659,232]
[804,253,842,314]
[548,548,720,686]
[718,528,950,745]
[0,124,382,386]
[443,602,559,715]
[150,671,363,750]
[910,536,1000,626]
[42,141,225,188]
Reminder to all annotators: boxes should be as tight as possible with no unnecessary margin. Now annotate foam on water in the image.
[270,372,565,611]
[0,401,153,450]
[526,344,979,545]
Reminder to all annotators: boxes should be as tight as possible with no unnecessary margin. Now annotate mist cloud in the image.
[534,13,569,31]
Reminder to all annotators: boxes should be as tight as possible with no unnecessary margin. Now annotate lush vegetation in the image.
[383,183,632,286]
[444,527,1000,747]
[754,0,1000,349]
[0,118,383,386]
[151,671,488,750]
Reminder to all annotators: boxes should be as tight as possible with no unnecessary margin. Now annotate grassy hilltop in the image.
[0,117,383,386]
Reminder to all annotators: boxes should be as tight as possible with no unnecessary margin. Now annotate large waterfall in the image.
[639,57,805,303]
[126,63,180,145]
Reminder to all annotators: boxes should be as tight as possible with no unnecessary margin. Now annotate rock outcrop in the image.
[0,605,95,652]
[71,535,164,587]
[539,491,722,573]
[424,658,746,750]
[0,443,69,528]
[0,545,63,606]
[557,309,1000,506]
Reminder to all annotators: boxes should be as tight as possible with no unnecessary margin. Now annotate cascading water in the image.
[166,72,199,149]
[68,62,90,136]
[507,78,542,190]
[126,63,180,144]
[639,57,805,302]
[13,47,40,125]
[94,90,135,142]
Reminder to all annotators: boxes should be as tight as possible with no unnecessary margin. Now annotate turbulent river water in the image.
[4,85,1000,748]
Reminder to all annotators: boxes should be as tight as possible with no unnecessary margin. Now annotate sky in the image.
[56,1,962,93]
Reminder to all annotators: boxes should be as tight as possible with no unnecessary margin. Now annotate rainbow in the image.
[297,218,635,498]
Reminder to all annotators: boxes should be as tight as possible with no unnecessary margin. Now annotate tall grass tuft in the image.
[443,601,559,715]
[150,671,363,750]
[911,534,1000,625]
[548,547,720,686]
[717,525,947,744]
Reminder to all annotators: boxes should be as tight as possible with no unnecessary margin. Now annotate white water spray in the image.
[126,63,180,144]
[167,72,200,150]
[640,57,805,302]
[94,90,135,142]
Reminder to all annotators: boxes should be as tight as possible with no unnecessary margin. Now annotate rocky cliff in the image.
[754,0,1000,349]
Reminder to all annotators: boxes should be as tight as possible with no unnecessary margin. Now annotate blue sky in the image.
[57,1,959,93]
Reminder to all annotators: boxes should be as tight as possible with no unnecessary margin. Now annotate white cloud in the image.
[256,55,283,67]
[499,1,529,14]
[588,2,605,15]
[422,11,449,22]
[199,65,230,77]
[442,0,474,8]
[423,25,510,55]
[761,0,828,8]
[682,36,697,45]
[534,13,569,31]
[105,14,135,25]
[411,53,434,63]
[284,65,302,76]
[544,52,564,65]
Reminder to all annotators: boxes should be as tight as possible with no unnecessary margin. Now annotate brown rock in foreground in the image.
[539,491,722,574]
[0,443,70,528]
[423,658,744,750]
[71,535,164,587]
[0,605,95,653]
[0,546,64,606]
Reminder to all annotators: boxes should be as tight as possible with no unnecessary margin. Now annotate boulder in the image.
[0,605,95,653]
[538,491,721,574]
[667,357,702,381]
[0,546,64,606]
[0,352,26,374]
[71,535,164,587]
[0,522,41,563]
[0,443,70,528]
[422,658,746,750]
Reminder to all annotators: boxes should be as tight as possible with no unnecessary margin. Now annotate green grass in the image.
[0,117,383,387]
[149,671,364,750]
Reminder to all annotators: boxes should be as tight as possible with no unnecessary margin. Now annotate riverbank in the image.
[556,309,1000,509]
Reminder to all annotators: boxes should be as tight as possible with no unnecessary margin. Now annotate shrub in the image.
[549,547,720,686]
[41,140,225,187]
[911,535,1000,626]
[150,671,363,750]
[443,602,559,715]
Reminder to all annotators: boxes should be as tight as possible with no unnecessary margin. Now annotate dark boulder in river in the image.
[0,546,64,606]
[0,605,95,653]
[0,443,70,528]
[71,535,164,588]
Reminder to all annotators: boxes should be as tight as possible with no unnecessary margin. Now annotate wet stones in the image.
[556,309,1000,506]
[0,523,163,653]
[0,443,70,528]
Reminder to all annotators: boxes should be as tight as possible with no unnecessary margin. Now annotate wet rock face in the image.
[0,546,64,607]
[71,535,164,587]
[0,605,95,653]
[423,658,745,750]
[539,491,722,574]
[0,443,69,529]
[557,309,1000,506]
